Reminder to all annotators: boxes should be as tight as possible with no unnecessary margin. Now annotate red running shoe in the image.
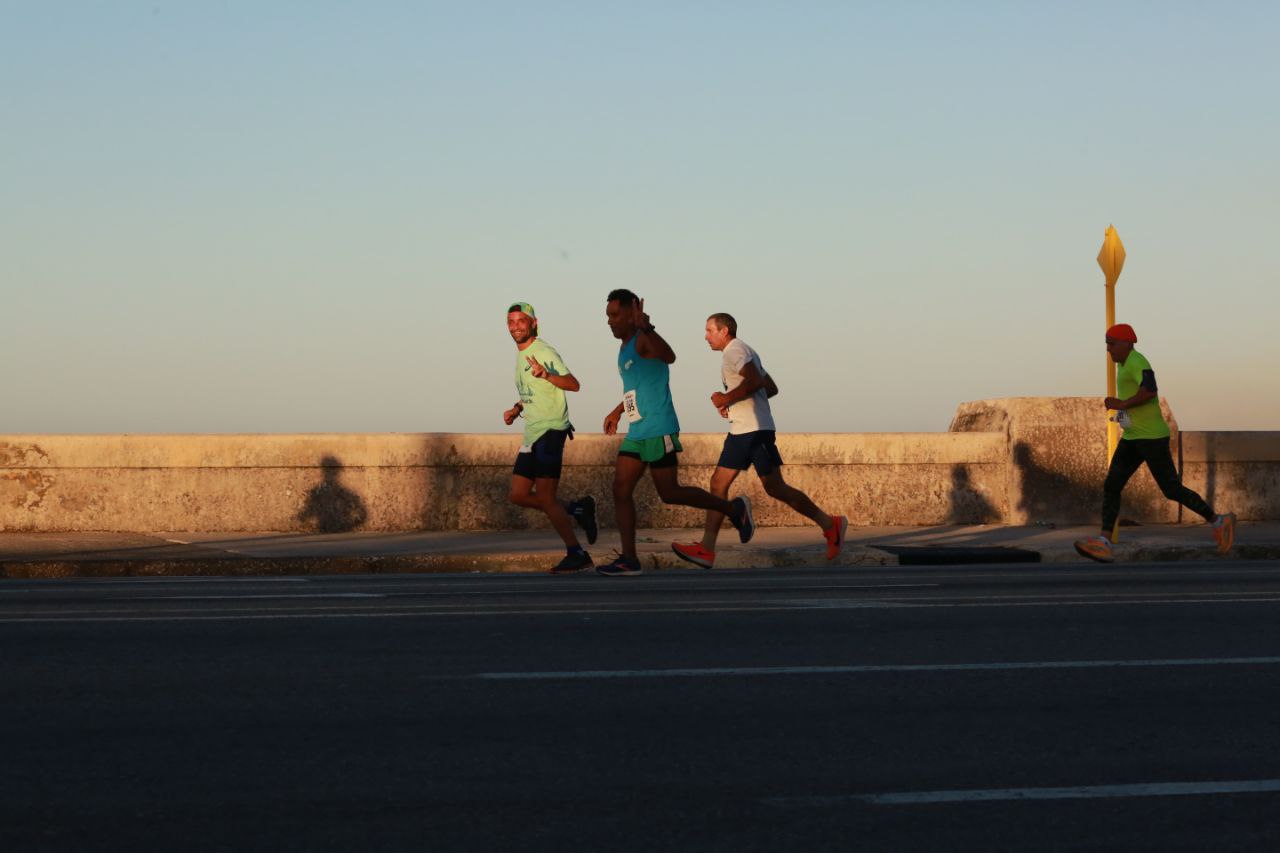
[1212,513,1236,555]
[824,516,848,560]
[671,541,716,569]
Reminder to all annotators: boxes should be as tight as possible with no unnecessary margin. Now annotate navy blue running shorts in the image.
[717,430,783,476]
[513,428,571,480]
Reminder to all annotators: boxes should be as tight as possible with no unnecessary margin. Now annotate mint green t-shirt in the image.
[514,338,572,446]
[1116,349,1170,441]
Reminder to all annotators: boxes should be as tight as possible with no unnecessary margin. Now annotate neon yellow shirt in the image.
[1117,350,1170,441]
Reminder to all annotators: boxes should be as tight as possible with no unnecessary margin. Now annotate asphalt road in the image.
[4,561,1280,851]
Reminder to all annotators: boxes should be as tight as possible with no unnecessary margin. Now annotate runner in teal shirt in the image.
[503,302,597,573]
[597,289,755,576]
[617,332,680,441]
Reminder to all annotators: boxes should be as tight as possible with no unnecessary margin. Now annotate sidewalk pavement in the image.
[2,522,1278,578]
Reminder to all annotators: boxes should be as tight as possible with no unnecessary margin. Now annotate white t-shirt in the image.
[721,338,775,435]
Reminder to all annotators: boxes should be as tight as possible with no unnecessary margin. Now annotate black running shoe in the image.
[550,551,593,574]
[575,495,598,545]
[596,555,642,576]
[731,495,755,544]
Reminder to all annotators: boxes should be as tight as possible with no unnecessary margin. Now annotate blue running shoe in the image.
[550,551,593,574]
[596,554,642,576]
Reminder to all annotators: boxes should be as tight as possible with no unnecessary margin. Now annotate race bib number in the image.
[622,390,642,423]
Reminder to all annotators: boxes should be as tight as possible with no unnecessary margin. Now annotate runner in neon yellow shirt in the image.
[1074,323,1235,563]
[503,302,597,573]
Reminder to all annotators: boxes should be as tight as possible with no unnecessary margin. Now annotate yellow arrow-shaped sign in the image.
[1097,224,1126,287]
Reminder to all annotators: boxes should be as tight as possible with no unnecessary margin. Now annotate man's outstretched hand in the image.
[632,297,650,331]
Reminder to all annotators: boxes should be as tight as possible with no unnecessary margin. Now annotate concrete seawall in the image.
[3,398,1278,532]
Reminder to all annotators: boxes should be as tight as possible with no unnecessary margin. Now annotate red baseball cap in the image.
[1105,323,1137,343]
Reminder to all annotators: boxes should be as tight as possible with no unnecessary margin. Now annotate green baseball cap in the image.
[507,301,536,320]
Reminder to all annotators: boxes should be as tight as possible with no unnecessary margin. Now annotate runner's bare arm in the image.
[631,298,676,364]
[551,373,581,392]
[603,402,625,435]
[711,361,767,409]
[503,402,523,425]
[525,356,581,392]
[635,328,676,364]
[764,373,779,398]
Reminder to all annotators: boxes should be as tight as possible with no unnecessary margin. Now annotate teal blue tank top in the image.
[618,334,680,440]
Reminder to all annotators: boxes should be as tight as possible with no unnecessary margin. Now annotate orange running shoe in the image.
[1074,536,1114,563]
[824,516,848,560]
[671,541,716,569]
[1212,513,1236,555]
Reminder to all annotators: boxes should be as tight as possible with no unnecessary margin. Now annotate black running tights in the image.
[1102,437,1215,533]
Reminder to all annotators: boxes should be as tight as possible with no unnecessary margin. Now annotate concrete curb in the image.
[4,542,1279,579]
[0,547,891,579]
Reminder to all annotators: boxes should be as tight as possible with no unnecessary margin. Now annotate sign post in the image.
[1096,224,1126,540]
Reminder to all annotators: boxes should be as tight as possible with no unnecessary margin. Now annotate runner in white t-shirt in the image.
[672,313,847,569]
[720,336,775,435]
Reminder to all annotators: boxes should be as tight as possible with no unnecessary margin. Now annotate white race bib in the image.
[622,390,642,423]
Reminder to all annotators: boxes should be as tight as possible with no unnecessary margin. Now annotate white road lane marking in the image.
[471,656,1280,680]
[765,778,1280,806]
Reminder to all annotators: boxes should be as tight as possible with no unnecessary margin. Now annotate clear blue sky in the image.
[4,1,1277,435]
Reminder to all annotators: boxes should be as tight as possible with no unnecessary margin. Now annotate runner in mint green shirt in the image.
[514,335,572,448]
[1074,323,1235,563]
[503,302,597,573]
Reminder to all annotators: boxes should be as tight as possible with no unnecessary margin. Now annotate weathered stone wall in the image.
[2,399,1277,532]
[950,397,1280,524]
[951,397,1181,524]
[1180,432,1280,523]
[0,432,1008,532]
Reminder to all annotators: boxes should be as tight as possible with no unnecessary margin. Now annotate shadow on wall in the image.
[417,435,496,530]
[1013,438,1177,525]
[1012,441,1101,524]
[947,465,1001,524]
[297,455,368,533]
